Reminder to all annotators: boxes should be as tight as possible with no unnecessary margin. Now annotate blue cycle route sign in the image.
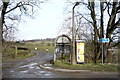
[98,38,110,43]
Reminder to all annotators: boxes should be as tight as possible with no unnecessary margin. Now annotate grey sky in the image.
[17,0,66,40]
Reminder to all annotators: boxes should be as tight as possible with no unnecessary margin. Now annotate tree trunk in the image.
[1,2,9,42]
[0,3,9,75]
[0,16,2,78]
[89,1,100,63]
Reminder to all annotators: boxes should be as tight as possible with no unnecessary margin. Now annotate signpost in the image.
[98,38,110,43]
[98,38,110,64]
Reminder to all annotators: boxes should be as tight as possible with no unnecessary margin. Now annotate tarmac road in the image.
[2,51,119,79]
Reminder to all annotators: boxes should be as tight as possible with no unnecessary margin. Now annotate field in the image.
[2,41,119,72]
[21,41,55,53]
[2,41,55,62]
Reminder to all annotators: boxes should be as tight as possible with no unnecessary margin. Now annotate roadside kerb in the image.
[39,64,90,73]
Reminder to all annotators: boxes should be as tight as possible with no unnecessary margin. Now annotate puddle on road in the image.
[44,73,51,76]
[37,71,52,74]
[37,71,46,74]
[34,66,41,69]
[20,70,29,73]
[18,63,38,74]
[10,70,15,72]
[44,64,52,67]
[19,63,38,68]
[29,66,34,69]
[18,67,28,71]
[18,62,53,77]
[35,70,52,76]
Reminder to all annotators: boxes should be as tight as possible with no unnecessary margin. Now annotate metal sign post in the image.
[98,38,110,64]
[102,43,105,64]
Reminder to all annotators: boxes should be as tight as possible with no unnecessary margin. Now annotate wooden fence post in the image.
[15,46,17,59]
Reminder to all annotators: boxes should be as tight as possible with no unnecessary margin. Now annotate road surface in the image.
[2,51,119,79]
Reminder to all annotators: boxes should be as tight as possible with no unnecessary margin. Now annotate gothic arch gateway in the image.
[54,34,71,60]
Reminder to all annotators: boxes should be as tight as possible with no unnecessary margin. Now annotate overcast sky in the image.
[12,0,120,41]
[17,0,66,40]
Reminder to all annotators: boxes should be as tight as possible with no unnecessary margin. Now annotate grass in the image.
[54,60,119,72]
[2,41,55,62]
[14,41,55,53]
[17,52,35,59]
[2,48,36,62]
[25,44,54,53]
[53,51,119,72]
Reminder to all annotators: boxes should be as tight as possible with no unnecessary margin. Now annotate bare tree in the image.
[0,0,47,41]
[75,15,94,42]
[80,0,119,63]
[62,0,120,63]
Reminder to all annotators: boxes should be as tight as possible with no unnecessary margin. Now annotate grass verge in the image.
[54,60,120,72]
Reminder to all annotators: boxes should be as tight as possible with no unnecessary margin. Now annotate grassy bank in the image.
[54,60,119,72]
[2,41,54,62]
[2,48,36,62]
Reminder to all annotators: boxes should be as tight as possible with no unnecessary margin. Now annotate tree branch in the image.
[77,12,93,25]
[106,2,118,38]
[112,18,120,29]
[6,2,34,15]
[5,2,22,14]
[117,5,120,13]
[103,2,108,11]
